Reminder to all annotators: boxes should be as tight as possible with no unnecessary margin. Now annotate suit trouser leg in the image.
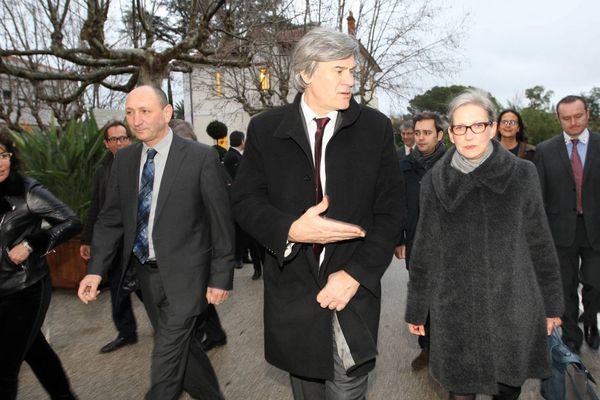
[581,284,600,327]
[108,263,138,339]
[579,233,600,328]
[557,244,584,347]
[290,328,368,400]
[248,237,263,275]
[202,304,226,342]
[136,262,223,400]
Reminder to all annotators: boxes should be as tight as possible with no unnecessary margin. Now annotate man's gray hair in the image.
[401,119,413,130]
[291,27,359,92]
[447,88,497,124]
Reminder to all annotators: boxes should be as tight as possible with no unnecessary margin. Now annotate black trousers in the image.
[135,259,224,400]
[235,224,263,275]
[581,284,599,328]
[556,216,600,347]
[203,304,226,342]
[108,260,140,339]
[0,274,74,400]
[449,382,521,400]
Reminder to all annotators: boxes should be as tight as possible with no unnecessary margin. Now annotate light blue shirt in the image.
[139,129,173,260]
[563,128,589,166]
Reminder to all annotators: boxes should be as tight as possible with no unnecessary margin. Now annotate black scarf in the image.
[412,141,446,171]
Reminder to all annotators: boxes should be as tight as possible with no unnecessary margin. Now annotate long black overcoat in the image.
[405,142,564,395]
[231,95,405,379]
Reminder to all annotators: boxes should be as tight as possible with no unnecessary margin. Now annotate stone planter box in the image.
[47,238,87,289]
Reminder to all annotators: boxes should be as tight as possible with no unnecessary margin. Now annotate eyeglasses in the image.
[106,136,131,144]
[0,152,12,161]
[414,130,435,137]
[449,122,493,136]
[499,120,518,127]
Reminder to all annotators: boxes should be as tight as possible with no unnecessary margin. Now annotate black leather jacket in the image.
[0,175,81,296]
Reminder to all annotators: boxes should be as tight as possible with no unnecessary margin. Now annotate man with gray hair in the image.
[232,28,405,399]
[397,119,415,161]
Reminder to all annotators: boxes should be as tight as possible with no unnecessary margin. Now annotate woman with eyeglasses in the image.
[405,89,563,400]
[0,128,81,399]
[496,109,535,160]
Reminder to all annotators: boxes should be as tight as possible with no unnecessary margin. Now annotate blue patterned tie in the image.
[133,148,157,263]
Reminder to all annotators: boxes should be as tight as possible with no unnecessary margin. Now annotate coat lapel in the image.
[126,143,143,225]
[583,131,599,185]
[154,135,186,222]
[273,94,314,169]
[554,134,574,183]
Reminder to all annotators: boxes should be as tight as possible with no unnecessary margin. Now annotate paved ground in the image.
[17,258,600,399]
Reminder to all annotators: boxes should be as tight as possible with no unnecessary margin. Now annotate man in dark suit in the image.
[79,120,140,354]
[395,111,445,371]
[224,130,263,280]
[396,119,415,161]
[78,85,234,400]
[535,95,600,353]
[232,28,405,399]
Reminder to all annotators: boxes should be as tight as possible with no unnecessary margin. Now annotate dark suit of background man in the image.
[534,95,600,353]
[79,120,140,354]
[231,28,405,399]
[224,130,263,280]
[78,85,235,400]
[396,119,415,162]
[394,111,446,372]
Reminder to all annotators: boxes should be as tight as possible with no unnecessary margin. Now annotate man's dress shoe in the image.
[201,337,227,352]
[251,270,262,280]
[584,324,600,350]
[100,336,138,353]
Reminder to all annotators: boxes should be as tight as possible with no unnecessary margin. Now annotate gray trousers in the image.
[136,260,224,400]
[289,332,368,400]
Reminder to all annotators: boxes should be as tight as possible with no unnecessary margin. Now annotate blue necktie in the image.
[133,148,157,263]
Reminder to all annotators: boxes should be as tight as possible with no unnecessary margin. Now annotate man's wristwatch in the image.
[22,240,33,253]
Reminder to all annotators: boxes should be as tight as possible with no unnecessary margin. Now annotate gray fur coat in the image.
[405,141,564,395]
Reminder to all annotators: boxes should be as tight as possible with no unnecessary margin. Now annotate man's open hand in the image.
[288,196,365,244]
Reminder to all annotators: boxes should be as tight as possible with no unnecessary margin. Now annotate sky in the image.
[380,0,600,115]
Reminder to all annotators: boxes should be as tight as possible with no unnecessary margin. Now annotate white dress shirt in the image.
[563,128,589,166]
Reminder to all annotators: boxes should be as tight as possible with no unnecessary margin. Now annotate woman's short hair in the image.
[206,120,228,140]
[447,88,497,125]
[291,27,359,92]
[496,109,527,143]
[0,127,21,173]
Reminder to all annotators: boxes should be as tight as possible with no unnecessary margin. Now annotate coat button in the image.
[303,175,311,181]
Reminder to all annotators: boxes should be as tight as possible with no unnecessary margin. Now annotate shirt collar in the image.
[563,128,589,144]
[300,94,338,129]
[143,129,173,156]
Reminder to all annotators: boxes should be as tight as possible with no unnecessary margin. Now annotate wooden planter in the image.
[47,237,87,289]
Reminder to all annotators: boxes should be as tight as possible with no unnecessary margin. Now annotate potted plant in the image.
[11,113,106,288]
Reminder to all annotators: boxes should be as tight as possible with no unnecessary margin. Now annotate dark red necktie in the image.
[313,117,330,260]
[571,139,583,214]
